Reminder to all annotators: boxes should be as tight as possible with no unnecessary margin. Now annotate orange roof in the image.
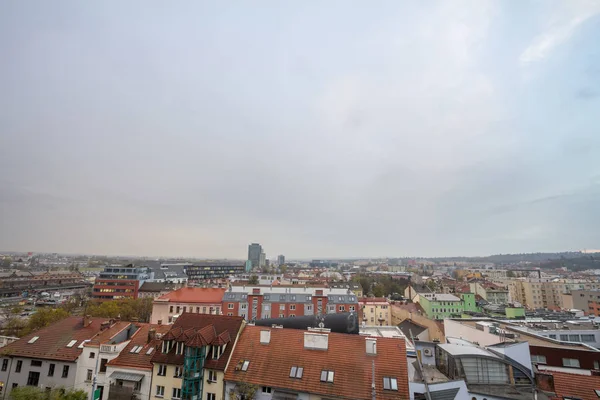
[156,287,226,303]
[86,321,132,347]
[225,326,409,400]
[547,370,600,400]
[107,323,171,370]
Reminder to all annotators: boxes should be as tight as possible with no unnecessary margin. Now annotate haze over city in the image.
[1,1,599,258]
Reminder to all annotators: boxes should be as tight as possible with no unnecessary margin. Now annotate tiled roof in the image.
[151,314,243,371]
[107,323,171,370]
[86,321,132,347]
[0,316,113,362]
[547,370,600,400]
[155,287,226,303]
[224,326,409,400]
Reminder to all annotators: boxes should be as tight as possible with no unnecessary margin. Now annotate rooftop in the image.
[538,368,600,400]
[155,287,226,303]
[106,323,171,370]
[225,325,409,400]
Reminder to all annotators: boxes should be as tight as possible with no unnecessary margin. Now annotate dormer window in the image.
[212,345,224,359]
[162,340,173,354]
[175,342,185,355]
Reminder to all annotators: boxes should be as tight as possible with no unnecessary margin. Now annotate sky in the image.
[1,1,600,259]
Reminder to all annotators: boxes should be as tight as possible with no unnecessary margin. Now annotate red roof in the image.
[0,316,117,362]
[156,287,226,303]
[107,323,171,370]
[546,370,600,400]
[225,326,409,400]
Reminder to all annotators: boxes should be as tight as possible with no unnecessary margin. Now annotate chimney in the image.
[366,337,377,355]
[260,330,271,345]
[304,332,329,350]
[148,328,156,343]
[84,315,92,328]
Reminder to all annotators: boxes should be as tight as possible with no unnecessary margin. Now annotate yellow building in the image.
[358,297,391,326]
[151,314,245,400]
[505,278,600,309]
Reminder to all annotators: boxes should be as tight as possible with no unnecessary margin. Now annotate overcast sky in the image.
[1,1,599,259]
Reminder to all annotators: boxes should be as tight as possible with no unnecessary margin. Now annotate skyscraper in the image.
[277,255,285,266]
[247,243,263,269]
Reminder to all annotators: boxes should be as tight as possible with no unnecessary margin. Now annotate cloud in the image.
[519,0,600,65]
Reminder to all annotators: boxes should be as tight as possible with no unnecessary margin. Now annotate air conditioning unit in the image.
[423,348,433,356]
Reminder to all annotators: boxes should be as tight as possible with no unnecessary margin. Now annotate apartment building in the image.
[0,316,125,399]
[150,314,244,400]
[469,281,509,304]
[151,287,226,324]
[569,289,600,315]
[507,278,600,309]
[358,297,391,326]
[224,325,410,400]
[222,287,357,321]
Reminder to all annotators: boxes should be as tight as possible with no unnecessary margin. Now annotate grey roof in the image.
[429,388,460,400]
[110,371,144,382]
[438,343,499,358]
[139,282,180,292]
[398,319,428,337]
[264,293,312,303]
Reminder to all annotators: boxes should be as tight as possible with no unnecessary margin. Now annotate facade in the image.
[570,289,600,314]
[92,265,151,301]
[358,297,391,326]
[150,313,244,400]
[223,288,358,321]
[138,282,185,299]
[105,323,171,400]
[418,293,463,319]
[185,261,246,282]
[507,278,600,309]
[224,325,410,400]
[151,287,226,324]
[247,243,263,269]
[277,255,285,266]
[469,281,510,304]
[0,316,123,399]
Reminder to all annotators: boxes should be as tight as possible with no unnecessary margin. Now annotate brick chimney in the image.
[148,328,156,343]
[83,315,92,328]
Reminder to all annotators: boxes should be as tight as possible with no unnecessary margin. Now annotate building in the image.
[391,303,445,342]
[138,281,185,299]
[105,323,171,400]
[507,278,600,309]
[247,243,263,269]
[224,325,410,400]
[185,261,246,283]
[328,281,363,297]
[469,281,510,304]
[398,319,429,342]
[503,319,600,349]
[150,314,244,400]
[536,365,600,400]
[0,270,88,298]
[151,287,226,324]
[570,289,600,314]
[277,255,285,266]
[222,287,358,321]
[417,293,464,320]
[358,297,391,326]
[92,265,151,301]
[0,316,126,399]
[259,252,266,268]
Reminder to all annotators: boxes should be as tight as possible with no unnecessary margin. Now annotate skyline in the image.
[1,1,600,259]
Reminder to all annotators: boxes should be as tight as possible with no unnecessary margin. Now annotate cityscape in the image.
[2,1,600,400]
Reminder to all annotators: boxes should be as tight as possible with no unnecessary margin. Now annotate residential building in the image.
[570,289,600,314]
[390,303,445,342]
[277,255,285,266]
[469,281,510,304]
[224,325,410,400]
[247,243,263,269]
[259,252,266,268]
[358,297,391,326]
[105,323,171,400]
[504,320,600,349]
[404,284,434,303]
[328,281,363,297]
[185,261,246,283]
[417,293,463,320]
[138,281,185,299]
[150,313,244,400]
[0,316,125,399]
[536,365,600,400]
[223,287,358,321]
[150,287,226,324]
[507,278,600,309]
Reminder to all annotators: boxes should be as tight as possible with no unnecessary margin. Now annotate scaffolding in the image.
[182,345,206,400]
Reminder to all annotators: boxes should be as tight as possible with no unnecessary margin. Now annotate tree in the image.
[84,298,153,322]
[506,270,516,278]
[279,265,288,274]
[10,386,86,400]
[248,275,259,285]
[229,381,258,400]
[372,285,385,298]
[1,257,12,269]
[426,280,436,291]
[20,308,69,336]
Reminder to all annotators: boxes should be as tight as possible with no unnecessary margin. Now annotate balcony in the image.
[108,384,140,400]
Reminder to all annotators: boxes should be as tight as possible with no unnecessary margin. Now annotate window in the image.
[212,345,223,360]
[290,366,303,378]
[196,307,200,313]
[48,363,55,377]
[155,385,165,397]
[207,370,217,382]
[29,359,42,367]
[581,334,595,342]
[183,306,187,313]
[594,361,599,370]
[16,360,22,373]
[86,369,93,381]
[172,388,182,399]
[227,313,233,316]
[176,306,180,314]
[89,352,95,359]
[62,365,69,378]
[548,334,556,339]
[350,306,355,312]
[174,366,182,378]
[27,371,40,386]
[560,334,569,341]
[238,360,250,371]
[207,394,216,400]
[562,358,581,368]
[228,303,234,309]
[531,355,547,364]
[320,370,334,383]
[290,314,295,317]
[170,306,174,313]
[176,342,185,355]
[1,359,7,371]
[307,305,312,311]
[290,305,296,311]
[279,313,285,318]
[383,377,398,391]
[569,334,581,342]
[100,358,108,373]
[11,384,17,389]
[157,364,167,376]
[262,387,272,393]
[339,306,345,312]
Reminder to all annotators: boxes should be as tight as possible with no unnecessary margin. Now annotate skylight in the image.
[238,360,250,371]
[130,346,140,353]
[135,346,142,353]
[320,370,334,383]
[289,366,303,379]
[66,340,78,348]
[146,348,154,355]
[28,336,39,344]
[383,377,398,391]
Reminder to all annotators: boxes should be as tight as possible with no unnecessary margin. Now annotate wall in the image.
[391,306,444,342]
[530,345,600,370]
[105,365,152,400]
[75,345,125,400]
[489,342,532,373]
[0,357,77,398]
[360,302,391,326]
[443,319,502,347]
[203,369,225,400]
[151,363,181,400]
[151,301,222,324]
